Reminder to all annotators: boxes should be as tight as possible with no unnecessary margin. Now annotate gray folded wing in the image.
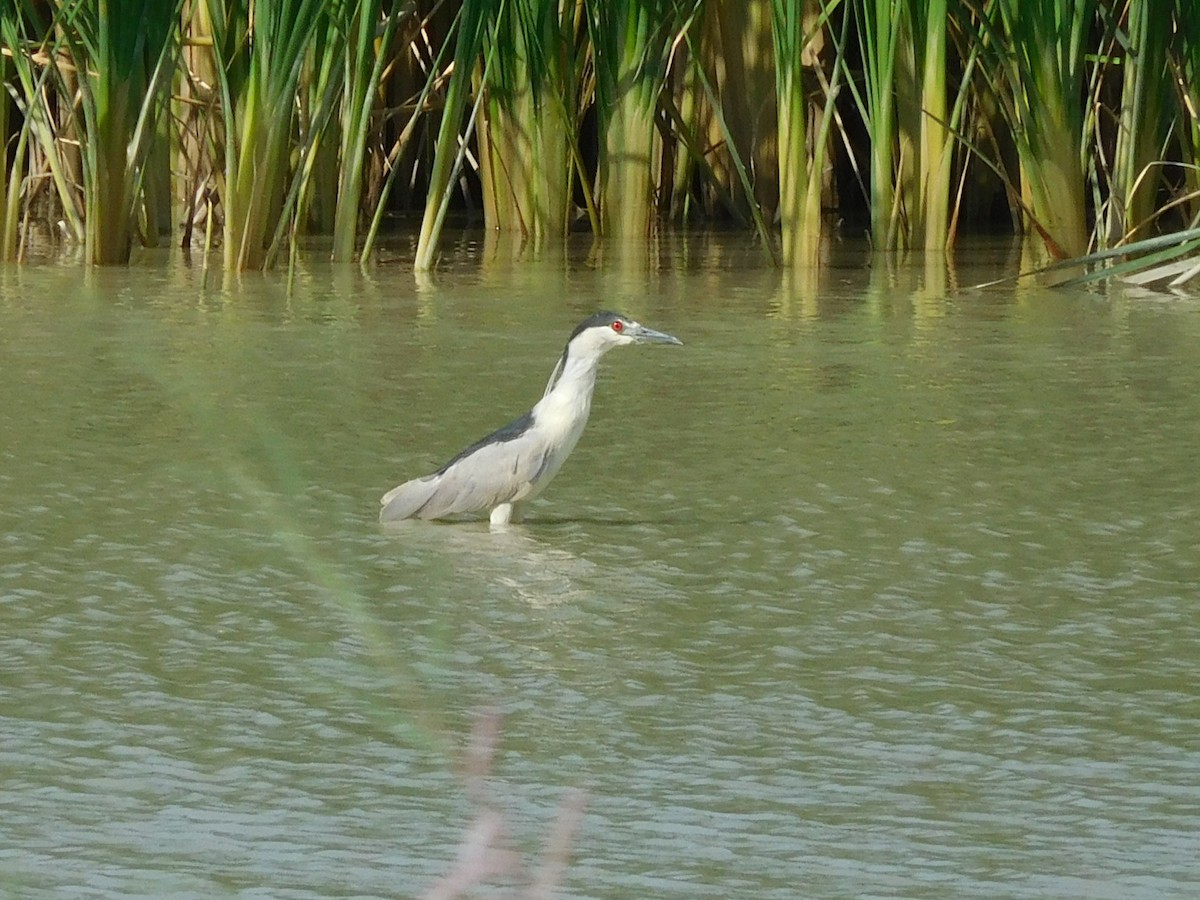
[380,427,551,522]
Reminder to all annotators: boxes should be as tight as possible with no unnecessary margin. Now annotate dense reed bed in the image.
[1,0,1198,273]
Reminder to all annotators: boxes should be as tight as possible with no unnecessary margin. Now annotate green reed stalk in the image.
[1170,0,1200,227]
[477,0,578,243]
[914,0,950,249]
[772,0,811,263]
[771,0,837,265]
[330,0,403,261]
[361,6,461,265]
[848,0,903,249]
[665,32,701,222]
[414,0,496,272]
[882,0,974,250]
[206,0,328,270]
[587,0,669,240]
[0,26,9,254]
[1,4,88,255]
[299,18,342,236]
[262,16,342,269]
[1105,0,1170,244]
[1,25,24,260]
[284,0,403,265]
[140,92,175,247]
[68,0,182,263]
[851,0,960,251]
[972,0,1095,258]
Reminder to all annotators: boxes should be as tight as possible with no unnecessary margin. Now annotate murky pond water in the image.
[2,236,1199,897]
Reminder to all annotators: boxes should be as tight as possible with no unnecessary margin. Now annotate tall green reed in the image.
[1,3,87,258]
[64,0,183,263]
[414,0,495,271]
[0,12,12,258]
[205,0,329,270]
[771,0,838,265]
[1102,0,1170,244]
[848,0,903,249]
[330,0,405,261]
[1171,0,1200,227]
[910,0,951,249]
[0,21,9,256]
[970,0,1097,259]
[361,6,460,265]
[842,0,967,251]
[586,0,673,240]
[476,0,582,245]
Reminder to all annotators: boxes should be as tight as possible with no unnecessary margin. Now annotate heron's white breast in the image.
[529,361,599,482]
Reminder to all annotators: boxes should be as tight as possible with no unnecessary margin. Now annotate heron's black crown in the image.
[566,311,625,344]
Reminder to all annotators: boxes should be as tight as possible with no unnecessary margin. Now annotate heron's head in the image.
[565,311,683,359]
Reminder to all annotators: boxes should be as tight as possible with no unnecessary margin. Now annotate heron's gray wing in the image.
[380,414,551,522]
[411,428,550,518]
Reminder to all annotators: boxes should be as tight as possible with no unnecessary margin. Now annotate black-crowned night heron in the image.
[380,311,682,526]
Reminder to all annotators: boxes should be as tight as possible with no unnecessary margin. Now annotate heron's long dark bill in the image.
[631,324,683,345]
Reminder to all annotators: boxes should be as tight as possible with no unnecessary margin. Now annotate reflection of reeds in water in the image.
[423,710,587,900]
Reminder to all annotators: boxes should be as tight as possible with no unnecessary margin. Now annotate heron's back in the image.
[380,417,554,521]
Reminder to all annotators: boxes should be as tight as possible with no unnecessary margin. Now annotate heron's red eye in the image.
[612,320,624,333]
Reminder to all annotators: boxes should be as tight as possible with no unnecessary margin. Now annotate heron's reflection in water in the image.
[380,519,598,608]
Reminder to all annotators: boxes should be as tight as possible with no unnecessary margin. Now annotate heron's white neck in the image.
[537,350,602,421]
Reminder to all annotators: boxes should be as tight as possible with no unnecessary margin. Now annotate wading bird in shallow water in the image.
[380,311,682,526]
